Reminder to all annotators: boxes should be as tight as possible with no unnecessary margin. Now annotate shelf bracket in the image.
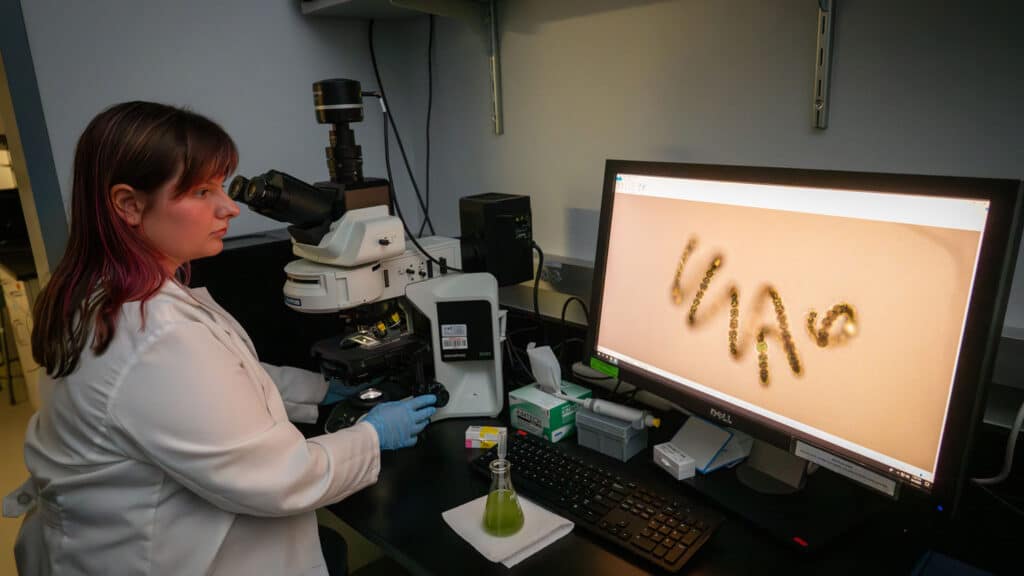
[812,0,836,129]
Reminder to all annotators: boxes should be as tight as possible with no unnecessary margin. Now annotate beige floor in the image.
[0,373,33,576]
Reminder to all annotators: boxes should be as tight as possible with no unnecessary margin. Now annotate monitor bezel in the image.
[587,159,1023,504]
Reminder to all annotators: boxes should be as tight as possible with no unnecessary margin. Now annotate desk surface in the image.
[317,415,987,575]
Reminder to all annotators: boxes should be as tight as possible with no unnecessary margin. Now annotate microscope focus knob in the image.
[429,382,450,408]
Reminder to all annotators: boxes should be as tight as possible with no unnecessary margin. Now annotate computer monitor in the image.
[588,161,1022,509]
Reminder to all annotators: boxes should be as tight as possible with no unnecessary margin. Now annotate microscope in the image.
[229,79,505,429]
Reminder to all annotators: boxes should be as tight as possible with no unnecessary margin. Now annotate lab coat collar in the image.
[159,280,259,358]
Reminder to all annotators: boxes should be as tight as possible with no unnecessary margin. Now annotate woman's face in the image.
[141,175,240,272]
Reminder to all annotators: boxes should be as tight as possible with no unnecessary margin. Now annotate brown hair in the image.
[32,101,238,377]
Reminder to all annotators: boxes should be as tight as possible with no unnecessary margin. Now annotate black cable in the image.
[504,339,533,382]
[559,296,590,327]
[368,20,435,236]
[532,241,544,343]
[971,480,1024,519]
[417,15,434,237]
[378,103,462,273]
[555,337,584,368]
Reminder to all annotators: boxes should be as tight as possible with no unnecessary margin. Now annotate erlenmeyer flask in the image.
[482,458,524,536]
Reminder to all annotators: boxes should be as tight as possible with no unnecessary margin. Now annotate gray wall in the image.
[423,0,1024,334]
[14,0,1024,334]
[17,0,424,238]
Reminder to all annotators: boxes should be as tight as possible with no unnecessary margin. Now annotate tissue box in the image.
[508,382,592,443]
[465,425,505,449]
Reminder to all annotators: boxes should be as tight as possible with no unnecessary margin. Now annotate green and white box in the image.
[509,382,592,443]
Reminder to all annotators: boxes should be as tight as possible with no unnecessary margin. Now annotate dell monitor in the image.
[588,161,1022,524]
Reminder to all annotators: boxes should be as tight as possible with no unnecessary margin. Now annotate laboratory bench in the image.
[297,408,1019,575]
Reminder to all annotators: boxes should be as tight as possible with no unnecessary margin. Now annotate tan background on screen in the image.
[598,192,983,473]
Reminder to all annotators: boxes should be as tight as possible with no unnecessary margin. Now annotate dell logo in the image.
[709,408,733,425]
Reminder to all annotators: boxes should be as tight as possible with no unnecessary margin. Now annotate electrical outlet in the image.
[541,265,562,284]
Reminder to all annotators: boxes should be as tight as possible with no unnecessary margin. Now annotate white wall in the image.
[424,0,1024,334]
[18,0,410,238]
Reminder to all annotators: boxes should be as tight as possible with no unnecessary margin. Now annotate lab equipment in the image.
[472,432,724,572]
[459,193,534,286]
[575,408,648,462]
[228,78,456,313]
[566,397,660,430]
[482,430,525,536]
[587,159,1023,544]
[362,394,437,450]
[228,79,510,424]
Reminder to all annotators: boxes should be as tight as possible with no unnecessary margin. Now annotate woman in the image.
[8,101,436,575]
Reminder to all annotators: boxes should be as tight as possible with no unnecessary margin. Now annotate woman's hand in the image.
[361,395,437,450]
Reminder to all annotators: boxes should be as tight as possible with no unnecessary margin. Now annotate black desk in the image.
[314,415,1002,575]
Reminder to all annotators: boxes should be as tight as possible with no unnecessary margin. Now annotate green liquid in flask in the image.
[482,489,524,536]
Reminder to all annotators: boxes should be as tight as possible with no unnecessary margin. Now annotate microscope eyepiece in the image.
[228,175,249,201]
[229,170,335,229]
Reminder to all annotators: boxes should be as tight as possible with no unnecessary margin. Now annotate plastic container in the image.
[576,408,648,462]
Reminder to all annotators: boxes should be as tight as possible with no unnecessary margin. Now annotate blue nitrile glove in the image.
[323,377,356,403]
[362,394,438,450]
[321,378,378,405]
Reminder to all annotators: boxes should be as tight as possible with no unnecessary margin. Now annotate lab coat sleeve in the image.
[106,321,380,517]
[260,363,329,424]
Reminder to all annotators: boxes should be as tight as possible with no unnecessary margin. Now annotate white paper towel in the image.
[526,344,562,395]
[441,495,574,567]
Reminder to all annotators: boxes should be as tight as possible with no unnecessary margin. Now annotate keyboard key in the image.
[665,544,688,564]
[663,538,676,548]
[682,530,701,546]
[631,535,656,552]
[619,530,631,541]
[651,533,664,543]
[670,530,684,540]
[653,545,668,558]
[659,525,672,536]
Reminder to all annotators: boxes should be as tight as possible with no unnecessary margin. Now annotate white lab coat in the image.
[11,280,380,575]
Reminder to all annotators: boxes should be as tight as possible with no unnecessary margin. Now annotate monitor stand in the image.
[735,440,809,495]
[683,438,893,551]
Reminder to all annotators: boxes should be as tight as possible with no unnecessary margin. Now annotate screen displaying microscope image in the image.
[593,173,989,484]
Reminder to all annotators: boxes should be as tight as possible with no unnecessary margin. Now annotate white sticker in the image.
[441,336,469,350]
[794,441,897,497]
[442,324,467,337]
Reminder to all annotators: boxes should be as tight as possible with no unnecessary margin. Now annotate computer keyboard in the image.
[471,432,724,572]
